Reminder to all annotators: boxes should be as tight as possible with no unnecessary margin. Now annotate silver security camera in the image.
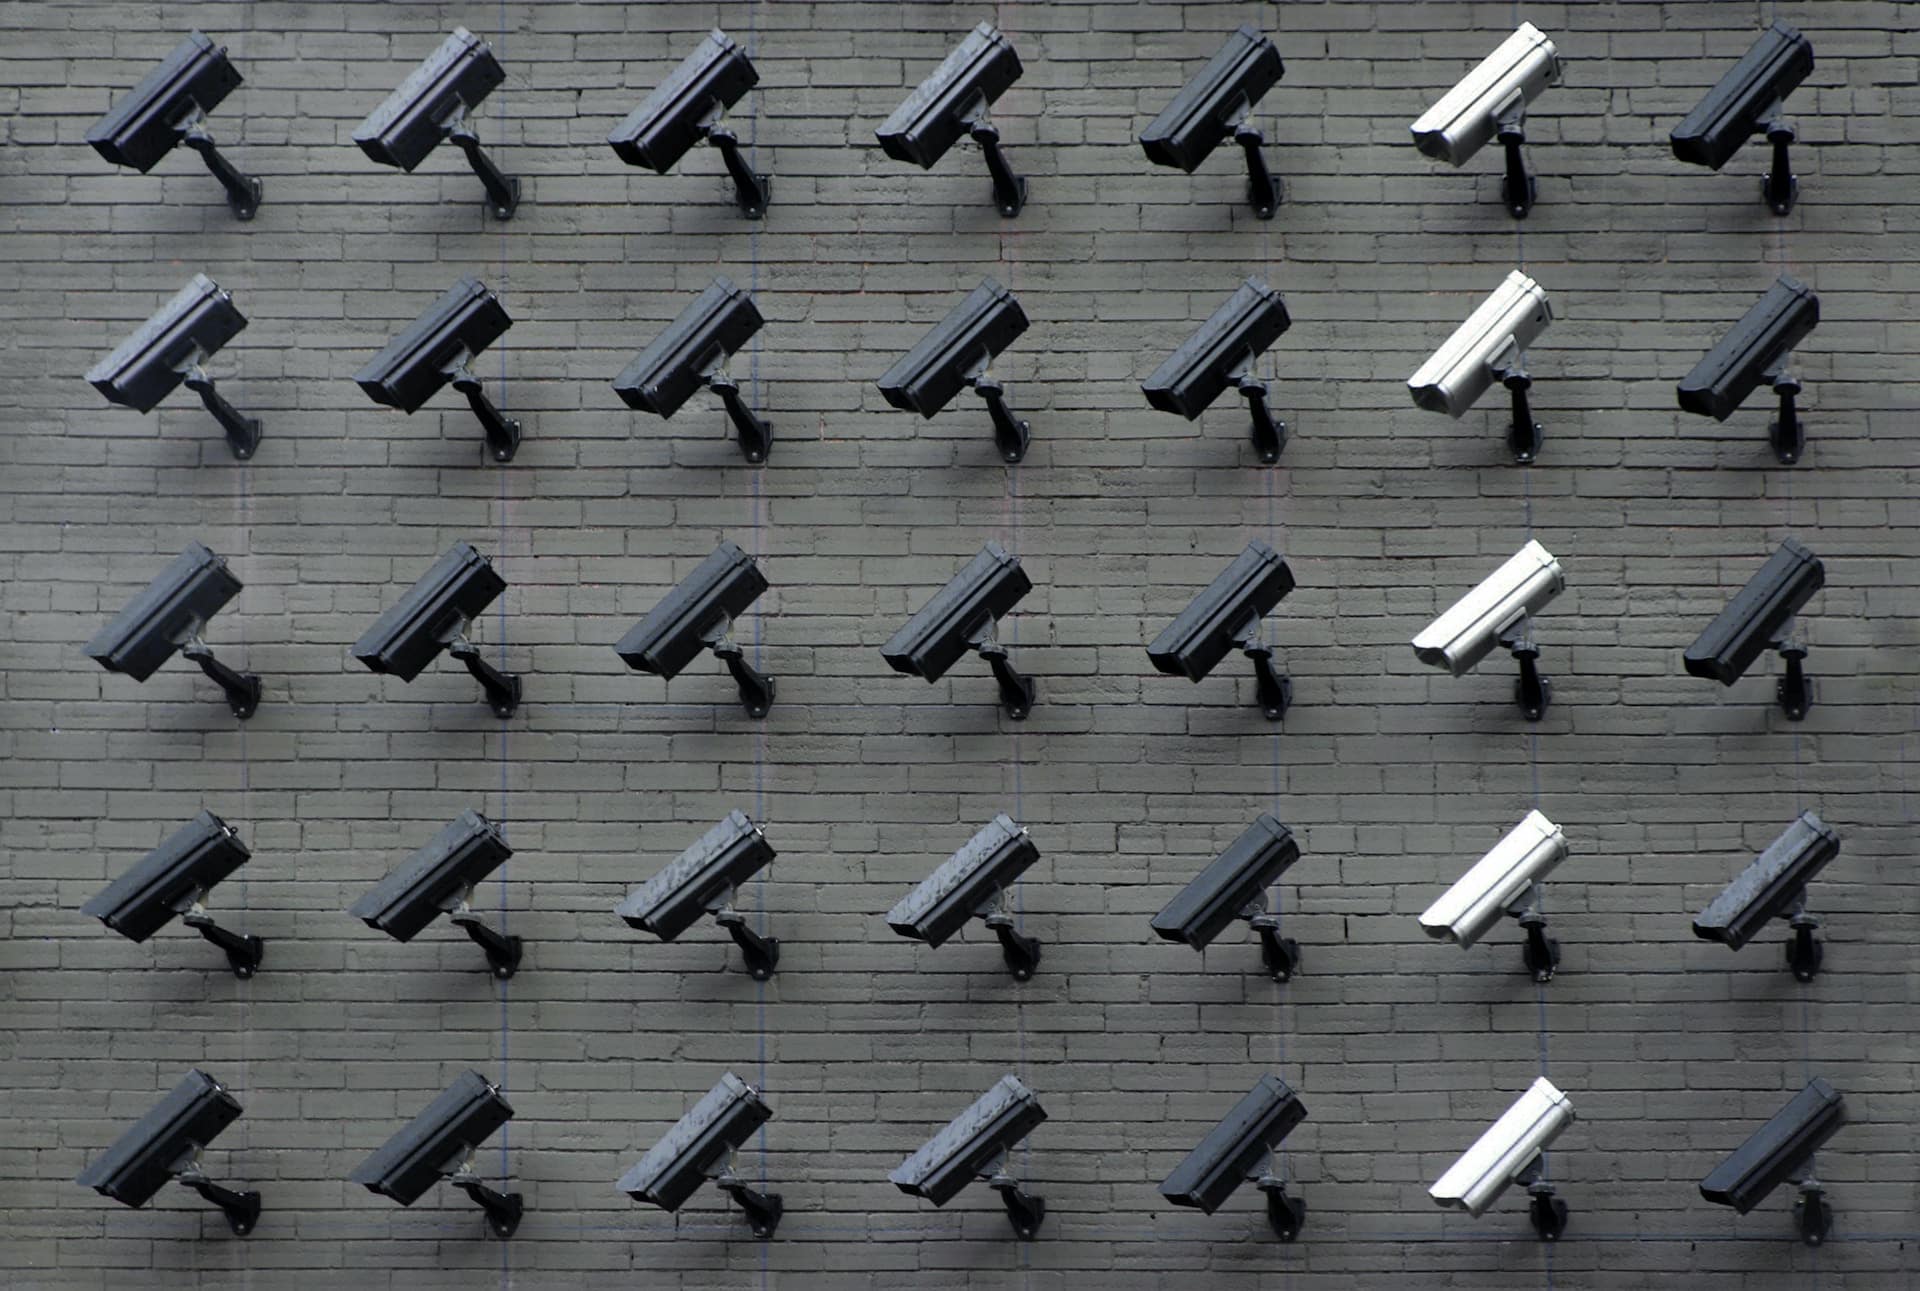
[877,21,1028,217]
[608,29,769,218]
[1139,24,1287,219]
[1410,539,1563,721]
[886,814,1042,981]
[1672,21,1815,216]
[613,277,772,464]
[1408,269,1553,462]
[1693,810,1839,983]
[1418,809,1568,981]
[86,31,262,219]
[1158,1074,1308,1240]
[889,1073,1048,1239]
[350,541,520,718]
[881,542,1036,719]
[353,27,519,219]
[354,277,523,464]
[82,809,262,978]
[615,540,773,717]
[1429,1076,1575,1239]
[617,1071,782,1238]
[83,541,261,718]
[348,810,522,979]
[1147,540,1296,719]
[1150,813,1303,980]
[1677,274,1820,465]
[1683,538,1823,720]
[350,1069,522,1238]
[877,277,1033,463]
[75,1068,261,1236]
[85,273,262,460]
[1142,278,1294,463]
[616,810,779,980]
[1700,1078,1845,1246]
[1410,23,1563,218]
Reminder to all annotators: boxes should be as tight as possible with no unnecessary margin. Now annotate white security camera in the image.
[1410,539,1563,720]
[1408,270,1553,462]
[1430,1076,1575,1239]
[1419,809,1568,981]
[1410,23,1563,218]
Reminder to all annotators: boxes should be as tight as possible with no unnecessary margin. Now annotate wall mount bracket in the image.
[711,899,781,980]
[447,1157,524,1238]
[980,897,1042,982]
[443,351,522,463]
[698,103,771,219]
[179,630,261,719]
[1239,897,1300,982]
[962,101,1027,217]
[1792,1179,1832,1245]
[699,356,772,463]
[701,621,776,718]
[441,106,520,220]
[1494,94,1536,219]
[174,350,261,460]
[443,621,521,718]
[1783,899,1822,982]
[713,1163,784,1237]
[1229,618,1292,720]
[173,109,262,220]
[1763,360,1805,465]
[1227,108,1283,219]
[1253,1172,1305,1241]
[985,1166,1045,1239]
[178,896,265,978]
[966,621,1035,720]
[444,895,523,979]
[1490,347,1544,463]
[171,1154,261,1236]
[1496,622,1551,721]
[1759,107,1799,216]
[1770,630,1812,720]
[964,356,1031,463]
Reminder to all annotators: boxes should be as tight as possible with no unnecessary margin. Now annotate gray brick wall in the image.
[2,1,1916,1286]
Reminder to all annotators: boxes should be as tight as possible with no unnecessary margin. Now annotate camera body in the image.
[1408,271,1552,418]
[1148,541,1294,682]
[887,815,1039,948]
[351,543,506,682]
[353,27,504,172]
[618,1071,772,1210]
[87,274,247,415]
[609,30,758,172]
[83,810,249,942]
[356,279,513,415]
[349,811,512,942]
[617,810,775,941]
[350,1070,514,1205]
[1410,23,1562,166]
[76,1068,244,1207]
[1142,279,1291,420]
[614,279,764,419]
[85,542,242,682]
[876,22,1023,169]
[1429,1077,1575,1217]
[878,279,1028,419]
[1671,22,1814,171]
[1411,540,1563,678]
[1150,814,1299,949]
[1693,811,1839,951]
[1419,810,1567,949]
[1683,539,1823,685]
[1159,1075,1308,1213]
[889,1074,1046,1206]
[1700,1079,1845,1213]
[86,31,242,173]
[1139,25,1284,173]
[881,543,1031,683]
[616,541,768,678]
[1676,275,1819,422]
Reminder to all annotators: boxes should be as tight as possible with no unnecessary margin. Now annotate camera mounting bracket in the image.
[171,107,262,220]
[963,355,1031,464]
[176,894,265,979]
[700,620,776,718]
[696,100,771,219]
[965,620,1035,720]
[1252,1170,1305,1241]
[1489,341,1544,464]
[698,354,773,464]
[439,104,519,220]
[709,893,781,981]
[444,892,524,979]
[1228,616,1292,721]
[446,1154,524,1238]
[1768,625,1812,720]
[1781,894,1822,982]
[1513,1158,1567,1240]
[960,98,1028,217]
[1225,103,1283,220]
[1237,896,1300,981]
[976,888,1041,982]
[178,627,262,720]
[172,348,262,461]
[442,620,522,718]
[711,1156,784,1237]
[1791,1177,1831,1245]
[1493,92,1536,219]
[1759,103,1799,216]
[1227,353,1286,464]
[984,1163,1045,1239]
[1761,358,1805,465]
[1506,882,1559,982]
[170,1150,261,1236]
[1495,619,1551,722]
[442,349,522,463]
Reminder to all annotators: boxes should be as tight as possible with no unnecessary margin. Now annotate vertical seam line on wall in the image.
[495,4,512,1283]
[232,11,254,1285]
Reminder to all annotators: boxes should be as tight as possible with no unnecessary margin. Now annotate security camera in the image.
[354,277,523,464]
[82,809,262,978]
[75,1068,261,1236]
[350,541,520,718]
[1410,23,1563,218]
[615,540,774,717]
[877,21,1028,217]
[1159,1074,1308,1241]
[616,810,779,981]
[86,31,262,219]
[1142,278,1294,463]
[617,1071,782,1238]
[613,277,772,464]
[350,1069,522,1239]
[1429,1076,1575,1240]
[348,810,523,979]
[877,277,1034,463]
[1410,539,1563,721]
[608,29,769,218]
[1684,538,1823,720]
[83,541,261,719]
[1407,270,1553,463]
[1419,810,1568,982]
[1700,1078,1845,1246]
[1672,21,1815,215]
[1677,274,1820,465]
[1148,540,1295,720]
[1150,813,1303,980]
[353,27,519,219]
[889,1073,1048,1240]
[886,814,1042,981]
[881,542,1036,719]
[85,273,262,460]
[1693,810,1839,983]
[1139,24,1286,219]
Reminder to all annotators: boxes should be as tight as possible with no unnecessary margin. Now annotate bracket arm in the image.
[447,901,524,979]
[963,106,1028,217]
[174,115,262,220]
[443,111,520,220]
[703,123,772,219]
[712,905,781,981]
[180,903,265,978]
[180,633,262,719]
[1228,112,1282,219]
[173,1160,261,1236]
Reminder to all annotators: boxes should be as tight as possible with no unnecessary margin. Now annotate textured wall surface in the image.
[2,1,1917,1286]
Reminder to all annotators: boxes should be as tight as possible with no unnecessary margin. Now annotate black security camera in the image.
[878,277,1033,463]
[1147,540,1295,719]
[877,21,1027,216]
[1140,25,1285,219]
[84,541,260,718]
[350,541,519,717]
[617,810,779,980]
[890,1074,1047,1239]
[615,540,774,717]
[1677,274,1819,464]
[1142,277,1293,462]
[1160,1075,1309,1241]
[1683,538,1823,720]
[881,542,1035,719]
[86,31,262,219]
[76,1069,260,1236]
[1150,814,1302,980]
[82,809,262,978]
[886,814,1043,981]
[354,277,523,464]
[1700,1078,1845,1245]
[351,1070,522,1238]
[614,277,772,463]
[608,29,769,218]
[348,810,522,979]
[86,273,262,460]
[353,27,519,219]
[618,1071,782,1238]
[1693,810,1840,983]
[1672,21,1815,215]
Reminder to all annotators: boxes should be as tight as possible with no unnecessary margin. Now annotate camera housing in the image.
[1430,1076,1575,1239]
[1419,810,1568,981]
[889,1073,1048,1239]
[614,277,772,463]
[1159,1074,1308,1240]
[1143,278,1294,462]
[608,29,769,218]
[85,273,262,460]
[1408,270,1553,462]
[877,21,1028,216]
[1411,539,1563,721]
[615,539,774,717]
[877,278,1033,463]
[1671,21,1814,214]
[1700,1078,1844,1245]
[617,810,780,980]
[76,1068,260,1235]
[348,810,522,979]
[86,30,262,219]
[1139,24,1286,218]
[1684,538,1823,719]
[84,541,261,719]
[881,542,1036,719]
[1677,274,1820,464]
[82,809,263,978]
[887,814,1042,981]
[1693,810,1839,983]
[1148,540,1296,719]
[1410,23,1562,218]
[1150,813,1302,980]
[353,27,519,219]
[351,541,519,718]
[354,277,523,464]
[617,1070,782,1238]
[350,1069,522,1239]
